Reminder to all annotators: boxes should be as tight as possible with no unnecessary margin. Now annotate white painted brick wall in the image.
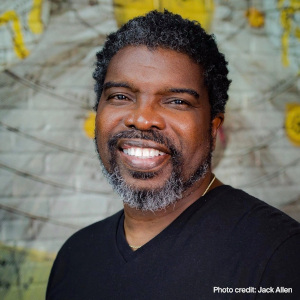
[0,0,299,299]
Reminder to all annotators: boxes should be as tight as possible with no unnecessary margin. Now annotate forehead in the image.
[104,46,205,90]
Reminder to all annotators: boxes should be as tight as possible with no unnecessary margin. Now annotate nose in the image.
[124,101,166,131]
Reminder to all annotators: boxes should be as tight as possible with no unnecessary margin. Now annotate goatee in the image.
[95,129,212,211]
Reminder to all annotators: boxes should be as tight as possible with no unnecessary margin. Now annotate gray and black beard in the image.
[95,129,212,212]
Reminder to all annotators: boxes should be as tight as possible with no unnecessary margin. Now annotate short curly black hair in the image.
[93,10,231,118]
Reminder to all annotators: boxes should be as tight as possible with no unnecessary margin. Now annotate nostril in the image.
[124,107,166,131]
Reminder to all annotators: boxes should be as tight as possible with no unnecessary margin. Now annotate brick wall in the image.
[0,0,299,299]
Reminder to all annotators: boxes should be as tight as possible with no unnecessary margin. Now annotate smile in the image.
[116,138,171,171]
[123,147,166,159]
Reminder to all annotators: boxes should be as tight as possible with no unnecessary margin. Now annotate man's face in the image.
[95,46,222,211]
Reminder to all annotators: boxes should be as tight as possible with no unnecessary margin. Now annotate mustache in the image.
[107,129,180,157]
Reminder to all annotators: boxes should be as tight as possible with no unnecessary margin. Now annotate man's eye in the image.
[107,94,129,101]
[165,98,193,110]
[171,99,186,105]
[114,94,128,100]
[168,99,191,106]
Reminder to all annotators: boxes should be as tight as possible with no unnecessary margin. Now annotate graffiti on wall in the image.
[264,0,300,70]
[0,0,50,70]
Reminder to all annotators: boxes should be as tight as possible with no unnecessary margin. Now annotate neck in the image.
[124,173,222,250]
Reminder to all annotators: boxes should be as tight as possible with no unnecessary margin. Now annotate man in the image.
[47,10,300,299]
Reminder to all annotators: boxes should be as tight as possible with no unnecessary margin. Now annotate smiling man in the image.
[47,10,300,299]
[95,46,220,214]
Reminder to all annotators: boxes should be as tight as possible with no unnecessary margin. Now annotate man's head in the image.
[93,10,230,119]
[93,10,231,211]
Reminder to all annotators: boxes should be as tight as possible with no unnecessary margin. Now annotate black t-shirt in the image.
[47,185,300,299]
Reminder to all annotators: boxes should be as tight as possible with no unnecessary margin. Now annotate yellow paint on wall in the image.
[295,27,300,39]
[0,243,55,300]
[245,7,265,28]
[285,103,300,146]
[84,112,96,139]
[0,0,45,62]
[0,10,30,59]
[113,0,214,31]
[278,0,300,67]
[281,30,290,67]
[279,6,292,67]
[28,0,44,34]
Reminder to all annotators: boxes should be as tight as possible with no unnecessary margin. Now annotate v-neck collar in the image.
[115,185,231,263]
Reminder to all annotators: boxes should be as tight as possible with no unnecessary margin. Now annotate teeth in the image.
[142,148,149,157]
[123,147,165,158]
[135,148,142,157]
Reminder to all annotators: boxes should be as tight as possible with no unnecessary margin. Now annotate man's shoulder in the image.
[210,185,300,245]
[59,209,123,252]
[220,185,298,221]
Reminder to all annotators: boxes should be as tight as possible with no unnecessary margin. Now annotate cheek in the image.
[96,105,120,140]
[95,105,127,167]
[95,108,112,159]
[171,115,210,154]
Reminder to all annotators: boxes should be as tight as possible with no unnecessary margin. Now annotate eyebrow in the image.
[103,81,200,99]
[168,88,200,99]
[103,81,132,90]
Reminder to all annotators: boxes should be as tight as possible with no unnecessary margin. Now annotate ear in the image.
[211,113,224,151]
